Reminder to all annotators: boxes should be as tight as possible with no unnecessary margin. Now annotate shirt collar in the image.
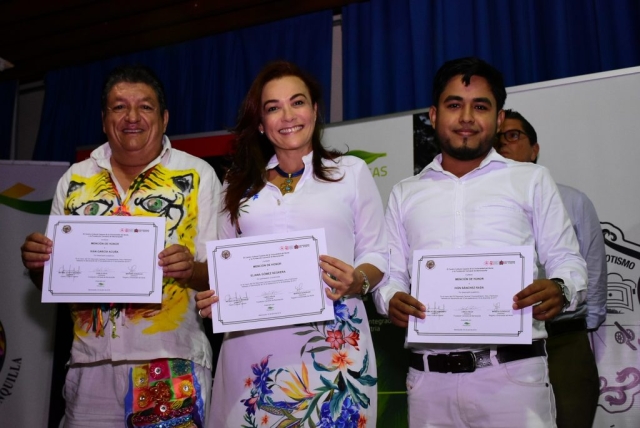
[266,151,314,171]
[91,135,171,171]
[419,148,507,179]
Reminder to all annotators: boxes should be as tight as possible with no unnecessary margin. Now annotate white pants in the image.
[407,355,556,428]
[62,360,211,427]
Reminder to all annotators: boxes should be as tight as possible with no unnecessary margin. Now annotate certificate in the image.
[42,216,165,303]
[206,229,333,333]
[407,246,534,345]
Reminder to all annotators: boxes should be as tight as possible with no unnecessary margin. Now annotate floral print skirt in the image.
[209,297,377,428]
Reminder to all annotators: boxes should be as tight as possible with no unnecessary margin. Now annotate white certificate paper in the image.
[42,216,165,303]
[206,229,333,333]
[408,246,534,345]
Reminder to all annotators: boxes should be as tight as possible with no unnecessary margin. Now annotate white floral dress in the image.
[209,153,388,428]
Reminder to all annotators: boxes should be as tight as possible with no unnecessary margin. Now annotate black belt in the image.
[545,318,587,337]
[410,341,546,373]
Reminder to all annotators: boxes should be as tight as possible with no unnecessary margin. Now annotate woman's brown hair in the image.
[223,61,342,230]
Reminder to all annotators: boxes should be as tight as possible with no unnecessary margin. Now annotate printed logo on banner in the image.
[0,182,32,408]
[345,150,388,178]
[0,184,52,215]
[0,165,69,424]
[0,319,22,406]
[0,321,5,372]
[595,222,640,415]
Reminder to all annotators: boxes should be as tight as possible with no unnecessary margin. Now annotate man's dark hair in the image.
[432,57,507,111]
[101,65,167,113]
[503,109,538,145]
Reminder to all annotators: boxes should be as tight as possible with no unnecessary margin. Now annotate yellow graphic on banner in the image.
[0,183,34,198]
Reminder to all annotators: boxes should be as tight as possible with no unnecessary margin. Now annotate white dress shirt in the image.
[218,152,388,276]
[553,183,607,329]
[374,149,587,349]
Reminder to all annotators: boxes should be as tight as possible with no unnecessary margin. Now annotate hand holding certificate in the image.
[407,246,534,345]
[42,216,165,303]
[206,229,334,333]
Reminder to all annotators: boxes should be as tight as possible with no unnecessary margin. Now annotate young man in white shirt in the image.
[375,57,588,427]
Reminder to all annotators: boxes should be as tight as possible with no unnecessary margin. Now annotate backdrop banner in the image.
[0,161,68,427]
[505,67,640,428]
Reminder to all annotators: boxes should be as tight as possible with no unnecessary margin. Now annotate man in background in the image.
[495,109,606,428]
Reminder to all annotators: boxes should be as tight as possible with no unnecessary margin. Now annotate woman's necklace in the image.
[274,165,305,194]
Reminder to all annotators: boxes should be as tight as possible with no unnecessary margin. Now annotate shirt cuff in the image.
[373,282,406,317]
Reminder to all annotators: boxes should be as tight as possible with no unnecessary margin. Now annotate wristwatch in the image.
[551,278,569,308]
[359,270,371,295]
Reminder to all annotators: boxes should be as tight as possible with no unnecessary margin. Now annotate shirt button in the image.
[277,200,281,206]
[456,211,461,216]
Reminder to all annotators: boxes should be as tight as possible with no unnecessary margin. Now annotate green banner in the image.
[0,194,53,215]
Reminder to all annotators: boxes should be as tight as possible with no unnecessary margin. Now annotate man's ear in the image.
[496,109,505,129]
[162,110,169,133]
[428,106,437,129]
[531,143,540,163]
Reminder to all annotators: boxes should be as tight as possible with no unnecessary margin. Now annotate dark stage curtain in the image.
[33,11,333,162]
[0,80,17,159]
[342,0,640,120]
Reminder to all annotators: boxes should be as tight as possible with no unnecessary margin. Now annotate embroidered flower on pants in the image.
[136,388,151,409]
[150,381,172,402]
[177,380,194,398]
[154,402,172,418]
[149,360,170,380]
[133,366,149,388]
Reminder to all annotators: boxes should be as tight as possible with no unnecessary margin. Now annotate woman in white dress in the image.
[196,61,388,428]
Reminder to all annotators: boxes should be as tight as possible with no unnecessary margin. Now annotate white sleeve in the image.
[351,160,389,283]
[532,168,587,310]
[194,164,221,262]
[50,169,71,216]
[216,182,238,240]
[578,194,608,329]
[373,185,410,316]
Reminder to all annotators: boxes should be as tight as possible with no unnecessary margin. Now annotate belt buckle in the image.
[448,351,476,373]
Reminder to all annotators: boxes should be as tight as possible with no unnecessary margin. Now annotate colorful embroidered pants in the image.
[62,359,211,428]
